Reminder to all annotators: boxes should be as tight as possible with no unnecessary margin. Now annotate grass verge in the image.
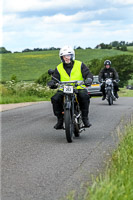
[0,82,133,104]
[65,120,133,200]
[84,120,133,200]
[0,82,56,104]
[0,95,50,104]
[118,88,133,97]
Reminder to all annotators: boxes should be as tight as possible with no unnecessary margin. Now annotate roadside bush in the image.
[36,72,51,86]
[11,74,17,82]
[0,83,10,95]
[3,81,56,98]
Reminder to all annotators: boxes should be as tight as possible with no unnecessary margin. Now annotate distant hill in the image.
[1,48,133,82]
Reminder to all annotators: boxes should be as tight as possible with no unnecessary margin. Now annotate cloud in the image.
[3,6,132,31]
[3,0,133,15]
[107,0,133,5]
[2,0,133,51]
[3,0,95,13]
[3,12,133,51]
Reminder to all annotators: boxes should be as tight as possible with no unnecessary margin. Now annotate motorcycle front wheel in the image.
[107,90,113,105]
[64,109,74,143]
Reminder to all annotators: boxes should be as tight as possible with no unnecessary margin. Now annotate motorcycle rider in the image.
[98,60,119,100]
[47,45,93,129]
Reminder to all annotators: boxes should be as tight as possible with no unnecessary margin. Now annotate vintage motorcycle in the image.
[102,78,118,105]
[48,69,92,143]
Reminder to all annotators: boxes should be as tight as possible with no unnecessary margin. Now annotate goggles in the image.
[63,54,72,58]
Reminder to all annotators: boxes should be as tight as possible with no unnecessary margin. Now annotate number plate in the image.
[91,84,100,87]
[64,86,73,93]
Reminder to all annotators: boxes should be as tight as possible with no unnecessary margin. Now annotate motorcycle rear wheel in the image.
[73,106,80,137]
[64,109,73,143]
[74,118,80,137]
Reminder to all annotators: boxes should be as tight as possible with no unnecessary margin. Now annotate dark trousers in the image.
[51,89,90,118]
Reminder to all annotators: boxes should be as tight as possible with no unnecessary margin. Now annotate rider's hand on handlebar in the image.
[84,78,92,86]
[116,79,119,83]
[113,79,119,83]
[47,80,57,89]
[99,78,103,83]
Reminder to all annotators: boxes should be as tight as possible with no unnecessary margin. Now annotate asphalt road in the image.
[1,97,133,200]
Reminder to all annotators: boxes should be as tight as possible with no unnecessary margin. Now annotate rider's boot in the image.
[114,91,119,98]
[102,95,106,100]
[102,91,106,100]
[82,118,92,128]
[82,111,92,128]
[54,114,64,129]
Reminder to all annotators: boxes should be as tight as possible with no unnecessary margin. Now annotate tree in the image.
[76,46,83,49]
[120,41,125,46]
[96,43,112,49]
[87,55,133,87]
[22,48,33,52]
[110,41,119,47]
[86,47,92,49]
[0,47,12,53]
[121,45,127,51]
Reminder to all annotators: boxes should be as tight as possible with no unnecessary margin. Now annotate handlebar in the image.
[100,78,120,83]
[57,80,84,85]
[56,80,86,90]
[48,69,92,89]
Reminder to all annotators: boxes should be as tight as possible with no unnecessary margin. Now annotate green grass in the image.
[127,46,133,53]
[84,122,133,200]
[1,79,133,104]
[0,81,133,104]
[64,121,133,200]
[0,50,60,82]
[1,48,132,82]
[118,88,133,97]
[0,82,56,104]
[0,95,49,104]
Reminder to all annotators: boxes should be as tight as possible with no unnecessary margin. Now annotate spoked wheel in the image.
[107,90,113,105]
[74,110,81,137]
[64,109,74,143]
[74,117,80,137]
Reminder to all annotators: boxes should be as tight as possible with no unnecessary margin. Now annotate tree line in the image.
[95,41,133,51]
[1,41,133,53]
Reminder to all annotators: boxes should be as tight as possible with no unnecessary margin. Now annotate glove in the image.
[99,79,103,83]
[47,80,57,89]
[116,79,119,83]
[113,79,119,83]
[84,78,92,86]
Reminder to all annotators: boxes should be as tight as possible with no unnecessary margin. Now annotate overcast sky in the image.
[1,0,133,52]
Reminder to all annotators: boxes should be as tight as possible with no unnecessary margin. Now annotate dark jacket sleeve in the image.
[52,68,60,82]
[112,68,119,80]
[81,63,93,80]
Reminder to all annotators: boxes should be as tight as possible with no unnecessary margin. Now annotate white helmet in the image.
[59,45,75,62]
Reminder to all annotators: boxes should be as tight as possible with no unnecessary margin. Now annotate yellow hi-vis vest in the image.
[57,60,85,89]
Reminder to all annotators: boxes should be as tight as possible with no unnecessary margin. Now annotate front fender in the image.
[64,101,71,110]
[106,86,112,91]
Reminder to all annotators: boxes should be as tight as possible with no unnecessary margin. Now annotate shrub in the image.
[36,72,51,86]
[88,55,133,87]
[11,74,17,82]
[3,81,56,98]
